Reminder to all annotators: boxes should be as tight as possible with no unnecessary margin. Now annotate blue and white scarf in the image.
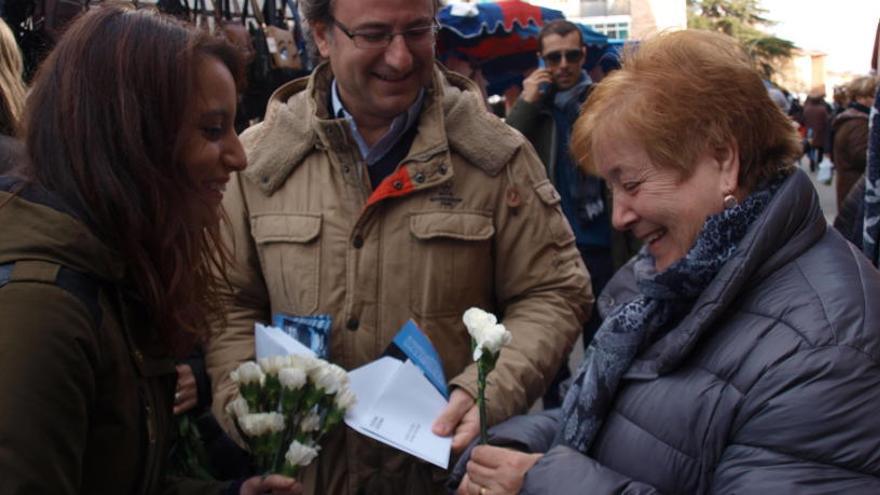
[862,86,880,266]
[555,178,781,454]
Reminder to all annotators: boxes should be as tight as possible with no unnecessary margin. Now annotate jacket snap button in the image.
[260,176,269,184]
[352,235,364,249]
[392,180,403,190]
[414,173,426,184]
[343,165,351,174]
[346,318,359,331]
[439,165,448,175]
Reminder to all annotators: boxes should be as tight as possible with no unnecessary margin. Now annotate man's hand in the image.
[431,388,479,453]
[462,445,543,495]
[173,364,198,415]
[521,68,553,104]
[240,474,302,495]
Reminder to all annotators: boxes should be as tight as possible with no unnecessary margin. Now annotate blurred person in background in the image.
[0,17,26,175]
[506,20,638,409]
[451,29,880,495]
[803,89,831,172]
[833,75,879,209]
[0,6,299,494]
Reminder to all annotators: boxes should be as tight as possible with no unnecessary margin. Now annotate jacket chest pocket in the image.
[409,211,494,318]
[252,213,322,314]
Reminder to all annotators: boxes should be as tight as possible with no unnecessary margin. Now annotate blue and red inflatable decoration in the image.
[437,0,619,95]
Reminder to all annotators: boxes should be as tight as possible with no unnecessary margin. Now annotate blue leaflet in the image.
[385,320,448,399]
[271,313,332,360]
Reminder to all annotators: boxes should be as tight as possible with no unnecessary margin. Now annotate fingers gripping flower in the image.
[462,307,512,445]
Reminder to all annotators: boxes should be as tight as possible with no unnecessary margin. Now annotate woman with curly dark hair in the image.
[0,5,300,494]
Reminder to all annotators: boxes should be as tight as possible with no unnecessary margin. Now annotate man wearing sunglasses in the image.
[507,20,639,410]
[208,1,592,494]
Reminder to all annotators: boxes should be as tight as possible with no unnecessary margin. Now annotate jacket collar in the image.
[242,62,523,195]
[599,169,826,379]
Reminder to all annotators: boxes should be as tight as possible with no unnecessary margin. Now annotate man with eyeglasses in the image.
[207,0,591,494]
[507,20,639,410]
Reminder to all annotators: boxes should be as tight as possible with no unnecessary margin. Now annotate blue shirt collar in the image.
[331,79,425,166]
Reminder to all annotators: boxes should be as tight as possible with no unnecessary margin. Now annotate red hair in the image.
[572,29,801,192]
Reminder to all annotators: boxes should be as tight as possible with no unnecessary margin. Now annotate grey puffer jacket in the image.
[451,169,880,494]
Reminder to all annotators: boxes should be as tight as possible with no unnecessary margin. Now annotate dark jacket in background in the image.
[0,178,231,495]
[451,169,880,494]
[834,173,867,249]
[832,105,870,209]
[506,93,639,269]
[803,97,830,149]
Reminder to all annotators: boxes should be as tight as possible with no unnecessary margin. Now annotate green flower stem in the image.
[477,359,488,445]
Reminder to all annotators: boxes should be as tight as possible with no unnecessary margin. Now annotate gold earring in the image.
[723,193,738,209]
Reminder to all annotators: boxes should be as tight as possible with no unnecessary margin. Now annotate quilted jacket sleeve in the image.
[522,446,661,495]
[448,411,660,495]
[712,345,880,494]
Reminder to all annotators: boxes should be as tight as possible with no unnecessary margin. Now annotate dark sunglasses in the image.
[542,49,583,66]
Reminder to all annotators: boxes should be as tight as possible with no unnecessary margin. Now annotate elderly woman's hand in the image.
[460,445,543,495]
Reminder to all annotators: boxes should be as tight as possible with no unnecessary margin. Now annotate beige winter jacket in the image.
[207,63,592,495]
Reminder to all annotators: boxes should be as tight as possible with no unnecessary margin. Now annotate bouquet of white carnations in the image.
[462,307,512,445]
[226,355,356,477]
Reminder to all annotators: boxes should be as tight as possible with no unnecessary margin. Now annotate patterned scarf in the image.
[862,86,880,266]
[555,177,782,454]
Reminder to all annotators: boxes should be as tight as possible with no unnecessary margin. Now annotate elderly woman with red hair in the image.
[451,29,880,495]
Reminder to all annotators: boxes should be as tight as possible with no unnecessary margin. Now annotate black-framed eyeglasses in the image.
[542,49,583,66]
[330,16,439,49]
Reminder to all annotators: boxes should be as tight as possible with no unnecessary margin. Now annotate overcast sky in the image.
[759,0,880,74]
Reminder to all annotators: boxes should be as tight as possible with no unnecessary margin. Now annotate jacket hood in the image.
[240,62,524,194]
[600,169,827,378]
[833,106,870,131]
[0,178,124,282]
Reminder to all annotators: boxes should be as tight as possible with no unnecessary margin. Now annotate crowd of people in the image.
[0,1,879,495]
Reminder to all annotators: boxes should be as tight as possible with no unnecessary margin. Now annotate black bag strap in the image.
[0,261,102,329]
[285,0,309,69]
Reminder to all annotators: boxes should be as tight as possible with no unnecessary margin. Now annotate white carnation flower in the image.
[265,412,285,433]
[278,367,307,390]
[258,355,290,375]
[224,396,250,419]
[291,355,322,375]
[463,308,511,361]
[238,412,285,437]
[463,307,497,338]
[300,411,321,432]
[284,440,320,467]
[333,386,357,411]
[230,361,265,386]
[313,363,348,394]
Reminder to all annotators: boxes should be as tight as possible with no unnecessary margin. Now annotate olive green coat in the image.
[0,182,231,495]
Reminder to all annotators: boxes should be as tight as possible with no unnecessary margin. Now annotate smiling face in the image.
[540,31,585,91]
[596,137,740,272]
[312,0,436,132]
[178,55,246,224]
